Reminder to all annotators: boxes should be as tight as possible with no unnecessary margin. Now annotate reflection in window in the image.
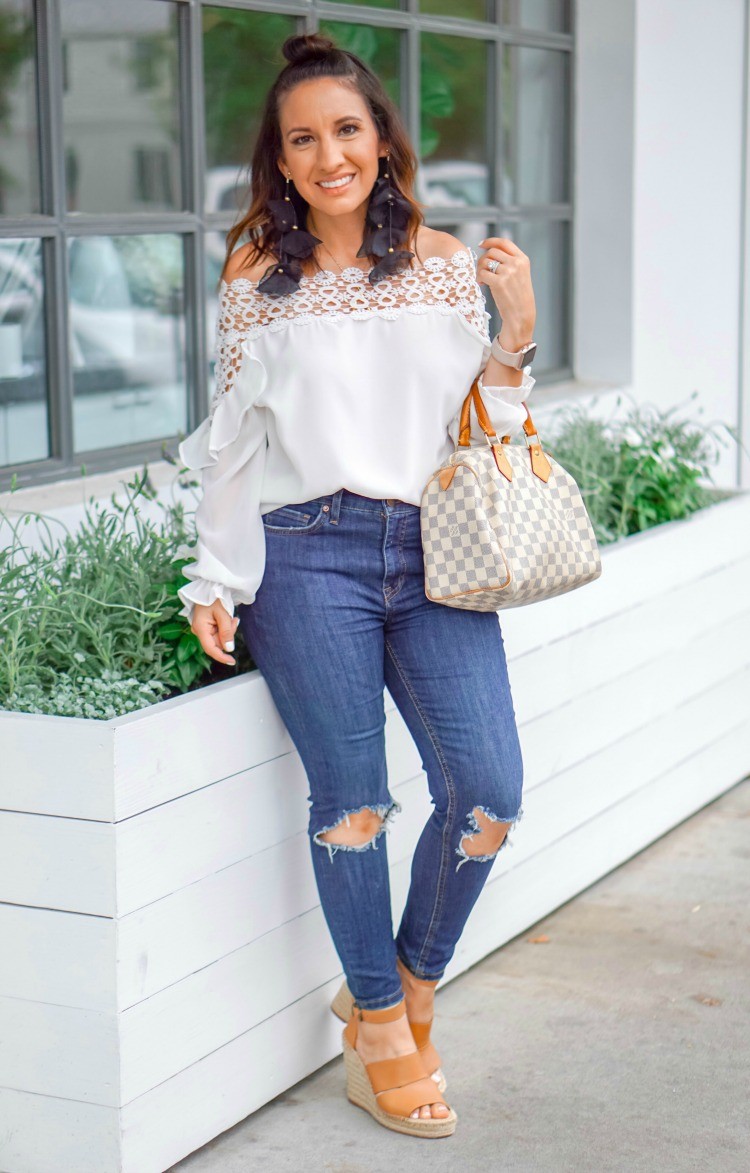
[503,45,569,206]
[420,0,490,21]
[503,219,569,374]
[319,22,401,108]
[0,1,40,216]
[325,0,400,9]
[502,0,571,33]
[420,34,490,211]
[203,7,295,216]
[61,0,180,214]
[134,147,174,206]
[0,239,48,466]
[68,234,187,453]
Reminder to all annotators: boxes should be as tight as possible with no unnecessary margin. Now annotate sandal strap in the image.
[365,1050,428,1094]
[407,1019,443,1079]
[377,1077,449,1118]
[408,1020,432,1048]
[364,1049,449,1118]
[352,999,406,1024]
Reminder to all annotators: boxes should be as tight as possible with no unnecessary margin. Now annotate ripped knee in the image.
[318,808,384,847]
[313,801,401,863]
[455,804,523,872]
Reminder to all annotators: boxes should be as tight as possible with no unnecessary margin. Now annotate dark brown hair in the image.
[221,32,426,289]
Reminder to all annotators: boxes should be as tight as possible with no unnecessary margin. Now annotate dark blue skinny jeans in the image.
[237,488,524,1011]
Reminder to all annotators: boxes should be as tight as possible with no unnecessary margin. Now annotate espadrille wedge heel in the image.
[331,973,448,1094]
[341,1000,457,1138]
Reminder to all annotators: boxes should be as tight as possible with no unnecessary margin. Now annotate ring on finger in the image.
[486,258,499,273]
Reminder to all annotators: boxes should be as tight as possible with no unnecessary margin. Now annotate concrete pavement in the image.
[170,775,750,1173]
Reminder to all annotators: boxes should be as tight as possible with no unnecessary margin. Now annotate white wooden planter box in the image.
[2,491,749,1173]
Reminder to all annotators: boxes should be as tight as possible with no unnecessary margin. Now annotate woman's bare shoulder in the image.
[221,243,276,285]
[412,227,470,265]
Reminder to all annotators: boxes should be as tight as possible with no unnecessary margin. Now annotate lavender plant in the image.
[543,393,733,545]
[0,467,252,720]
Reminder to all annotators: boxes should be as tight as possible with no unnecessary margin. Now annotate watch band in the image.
[490,335,537,370]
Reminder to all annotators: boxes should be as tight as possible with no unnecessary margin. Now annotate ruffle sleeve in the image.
[176,339,268,623]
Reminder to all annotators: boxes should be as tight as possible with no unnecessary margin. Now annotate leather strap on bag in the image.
[455,376,551,483]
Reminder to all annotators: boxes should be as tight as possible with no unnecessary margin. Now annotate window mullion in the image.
[36,0,74,466]
[181,0,207,431]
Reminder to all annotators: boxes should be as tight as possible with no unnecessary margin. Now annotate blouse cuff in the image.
[477,368,536,398]
[176,579,235,624]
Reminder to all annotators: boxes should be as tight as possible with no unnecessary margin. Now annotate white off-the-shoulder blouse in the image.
[176,245,535,621]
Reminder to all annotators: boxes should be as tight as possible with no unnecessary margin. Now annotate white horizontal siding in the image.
[0,491,748,1173]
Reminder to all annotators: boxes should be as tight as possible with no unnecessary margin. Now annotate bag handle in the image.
[457,376,540,447]
[456,375,551,482]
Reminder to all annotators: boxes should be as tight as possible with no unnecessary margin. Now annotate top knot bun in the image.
[282,33,339,67]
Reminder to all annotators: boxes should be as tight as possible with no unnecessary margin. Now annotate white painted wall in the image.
[574,0,636,388]
[630,0,746,485]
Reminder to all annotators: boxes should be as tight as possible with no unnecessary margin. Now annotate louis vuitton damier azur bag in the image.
[420,376,602,610]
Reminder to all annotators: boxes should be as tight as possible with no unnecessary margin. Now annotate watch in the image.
[490,334,537,370]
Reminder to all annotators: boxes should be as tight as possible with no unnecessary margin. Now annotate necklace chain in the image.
[308,223,369,275]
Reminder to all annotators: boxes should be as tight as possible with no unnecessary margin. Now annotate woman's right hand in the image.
[191,601,241,666]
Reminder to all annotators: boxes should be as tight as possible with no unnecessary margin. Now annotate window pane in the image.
[420,0,490,21]
[61,0,181,214]
[0,0,40,215]
[318,22,402,107]
[0,239,49,465]
[68,234,187,452]
[420,34,490,210]
[503,45,569,205]
[203,8,296,215]
[502,218,569,374]
[502,1,570,33]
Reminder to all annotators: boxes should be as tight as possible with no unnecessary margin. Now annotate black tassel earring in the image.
[257,171,323,298]
[357,151,414,285]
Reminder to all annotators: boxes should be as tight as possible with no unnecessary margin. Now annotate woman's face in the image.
[277,78,384,218]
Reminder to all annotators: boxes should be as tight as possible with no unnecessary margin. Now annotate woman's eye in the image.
[292,124,359,146]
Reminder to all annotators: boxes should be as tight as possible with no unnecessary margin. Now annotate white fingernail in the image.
[224,640,235,652]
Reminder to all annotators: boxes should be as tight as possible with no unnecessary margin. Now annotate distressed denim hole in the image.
[313,801,401,864]
[455,803,524,873]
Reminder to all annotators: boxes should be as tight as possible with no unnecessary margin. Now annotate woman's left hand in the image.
[476,237,536,343]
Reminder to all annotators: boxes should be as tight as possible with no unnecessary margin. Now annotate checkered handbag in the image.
[420,377,602,610]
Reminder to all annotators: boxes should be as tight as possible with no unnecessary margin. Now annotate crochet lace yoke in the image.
[210,246,491,414]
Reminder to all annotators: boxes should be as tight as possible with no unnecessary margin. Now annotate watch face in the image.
[523,343,537,366]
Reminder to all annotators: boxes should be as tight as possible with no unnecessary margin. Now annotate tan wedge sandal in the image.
[331,976,447,1094]
[342,999,457,1138]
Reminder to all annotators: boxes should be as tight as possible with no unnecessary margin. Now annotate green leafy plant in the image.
[156,555,215,691]
[0,395,738,721]
[543,393,735,545]
[0,465,252,720]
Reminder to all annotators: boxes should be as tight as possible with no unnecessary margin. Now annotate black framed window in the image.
[0,0,573,488]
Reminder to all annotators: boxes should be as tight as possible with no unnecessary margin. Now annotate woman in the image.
[178,32,536,1139]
